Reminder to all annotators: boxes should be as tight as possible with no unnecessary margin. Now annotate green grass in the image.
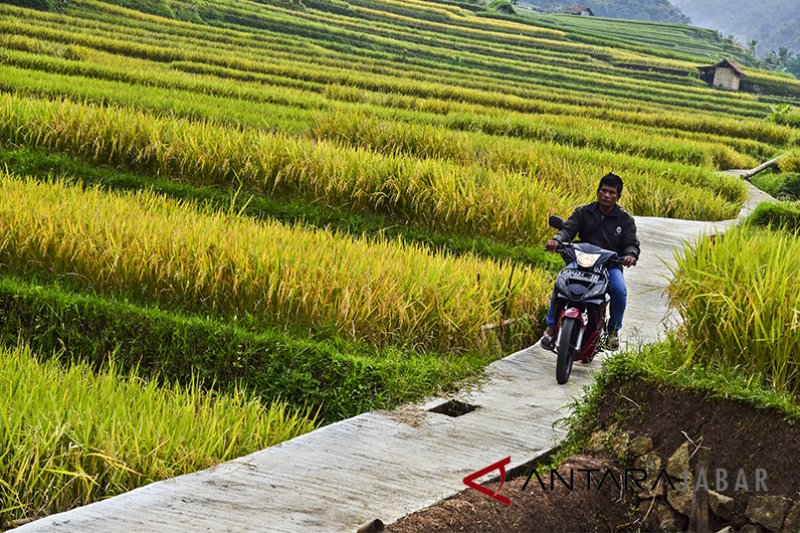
[669,225,800,396]
[750,171,800,200]
[525,13,752,64]
[0,273,495,422]
[747,200,800,232]
[0,341,317,525]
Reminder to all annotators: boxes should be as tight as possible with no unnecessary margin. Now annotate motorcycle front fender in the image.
[563,307,587,326]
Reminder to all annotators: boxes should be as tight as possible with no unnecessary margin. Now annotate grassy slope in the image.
[0,0,796,417]
[1,0,800,522]
[0,0,796,408]
[517,10,752,63]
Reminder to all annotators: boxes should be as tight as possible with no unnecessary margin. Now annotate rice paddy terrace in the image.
[0,0,799,525]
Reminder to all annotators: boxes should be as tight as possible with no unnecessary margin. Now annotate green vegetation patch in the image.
[750,171,800,200]
[0,274,490,422]
[0,174,550,353]
[747,200,800,232]
[0,341,316,525]
[669,225,800,396]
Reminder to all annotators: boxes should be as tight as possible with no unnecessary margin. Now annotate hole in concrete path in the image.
[428,399,479,417]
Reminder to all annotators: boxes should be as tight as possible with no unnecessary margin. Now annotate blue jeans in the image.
[545,265,627,332]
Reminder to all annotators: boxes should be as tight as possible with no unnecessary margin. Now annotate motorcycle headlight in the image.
[575,250,601,268]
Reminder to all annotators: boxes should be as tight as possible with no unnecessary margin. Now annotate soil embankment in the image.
[388,380,800,532]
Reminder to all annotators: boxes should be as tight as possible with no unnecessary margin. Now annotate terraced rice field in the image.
[0,0,798,523]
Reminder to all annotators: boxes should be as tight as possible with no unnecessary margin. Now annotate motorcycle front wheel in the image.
[556,317,579,384]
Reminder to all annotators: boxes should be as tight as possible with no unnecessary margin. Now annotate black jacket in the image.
[553,202,640,259]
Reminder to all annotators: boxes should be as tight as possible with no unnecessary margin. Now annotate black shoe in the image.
[540,326,557,351]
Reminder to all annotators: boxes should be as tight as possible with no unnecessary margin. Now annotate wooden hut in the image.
[569,6,594,16]
[698,59,746,91]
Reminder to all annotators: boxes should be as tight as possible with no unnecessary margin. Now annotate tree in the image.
[761,48,796,71]
[788,55,800,78]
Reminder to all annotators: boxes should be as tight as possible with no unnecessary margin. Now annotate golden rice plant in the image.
[320,71,787,145]
[312,110,746,218]
[324,85,772,157]
[313,108,759,174]
[371,0,490,20]
[0,92,744,227]
[669,226,800,396]
[0,174,552,352]
[4,5,788,147]
[0,92,572,243]
[779,149,800,173]
[3,9,779,135]
[312,108,715,167]
[0,342,316,524]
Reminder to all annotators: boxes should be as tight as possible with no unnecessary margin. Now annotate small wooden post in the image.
[742,155,784,180]
[688,446,709,532]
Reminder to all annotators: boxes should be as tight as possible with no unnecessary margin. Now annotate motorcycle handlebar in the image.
[547,242,625,267]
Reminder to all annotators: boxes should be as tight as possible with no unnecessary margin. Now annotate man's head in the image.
[597,172,623,212]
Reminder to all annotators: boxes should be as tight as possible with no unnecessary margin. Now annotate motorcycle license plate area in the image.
[565,269,600,284]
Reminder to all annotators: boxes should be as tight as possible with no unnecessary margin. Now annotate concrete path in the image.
[18,183,770,533]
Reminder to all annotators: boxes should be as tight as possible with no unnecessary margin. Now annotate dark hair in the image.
[598,172,623,195]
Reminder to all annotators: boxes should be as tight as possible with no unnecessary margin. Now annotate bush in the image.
[778,150,800,173]
[748,200,800,232]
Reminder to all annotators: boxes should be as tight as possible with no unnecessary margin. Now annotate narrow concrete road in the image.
[18,184,770,533]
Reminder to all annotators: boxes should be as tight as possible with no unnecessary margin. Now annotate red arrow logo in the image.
[463,456,512,506]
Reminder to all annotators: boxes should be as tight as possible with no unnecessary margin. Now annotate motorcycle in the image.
[544,215,620,384]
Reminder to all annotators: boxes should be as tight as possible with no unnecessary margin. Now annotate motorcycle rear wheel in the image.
[556,317,578,384]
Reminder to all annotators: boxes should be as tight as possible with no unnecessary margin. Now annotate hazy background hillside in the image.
[670,0,800,55]
[518,0,800,76]
[518,0,689,24]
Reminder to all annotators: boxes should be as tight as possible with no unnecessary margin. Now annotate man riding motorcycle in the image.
[540,173,640,351]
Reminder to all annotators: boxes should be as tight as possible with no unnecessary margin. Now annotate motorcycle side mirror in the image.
[548,215,565,230]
